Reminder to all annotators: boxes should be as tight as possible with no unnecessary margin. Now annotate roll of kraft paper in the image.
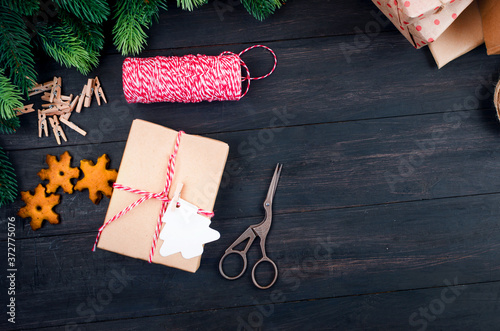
[122,45,277,104]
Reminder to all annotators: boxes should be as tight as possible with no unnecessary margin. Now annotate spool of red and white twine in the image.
[122,45,277,103]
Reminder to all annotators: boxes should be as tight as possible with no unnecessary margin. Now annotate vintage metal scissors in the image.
[219,163,282,289]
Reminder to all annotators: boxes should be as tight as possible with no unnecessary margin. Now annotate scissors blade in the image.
[264,163,282,206]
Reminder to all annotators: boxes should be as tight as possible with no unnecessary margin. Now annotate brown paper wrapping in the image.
[478,0,500,55]
[97,119,229,272]
[429,1,484,69]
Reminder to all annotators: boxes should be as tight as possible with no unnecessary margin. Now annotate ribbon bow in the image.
[92,131,214,263]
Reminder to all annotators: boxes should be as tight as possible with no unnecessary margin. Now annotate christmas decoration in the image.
[241,0,285,21]
[0,0,285,127]
[94,120,229,272]
[0,70,24,121]
[112,0,168,56]
[74,154,117,205]
[0,0,284,206]
[18,183,61,230]
[0,117,20,134]
[122,45,277,103]
[17,150,117,230]
[37,151,80,194]
[0,146,18,207]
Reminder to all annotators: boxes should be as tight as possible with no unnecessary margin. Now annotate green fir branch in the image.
[0,117,20,134]
[0,70,24,120]
[177,0,207,11]
[59,10,105,64]
[54,0,110,24]
[241,0,284,21]
[113,0,167,56]
[37,23,97,75]
[0,0,40,16]
[0,5,37,95]
[0,146,18,207]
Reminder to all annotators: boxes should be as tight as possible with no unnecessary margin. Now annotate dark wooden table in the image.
[2,1,500,330]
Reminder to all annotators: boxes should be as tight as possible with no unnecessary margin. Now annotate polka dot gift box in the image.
[372,0,474,49]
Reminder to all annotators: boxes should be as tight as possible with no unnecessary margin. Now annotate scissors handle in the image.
[219,227,255,280]
[251,256,278,290]
[219,250,248,280]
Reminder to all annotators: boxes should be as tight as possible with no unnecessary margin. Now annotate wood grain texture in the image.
[37,281,500,331]
[1,0,500,330]
[2,193,500,328]
[132,0,398,52]
[3,109,500,239]
[2,35,498,152]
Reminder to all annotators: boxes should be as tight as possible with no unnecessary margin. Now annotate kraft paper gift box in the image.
[478,0,500,55]
[429,1,484,68]
[96,119,229,272]
[372,0,473,48]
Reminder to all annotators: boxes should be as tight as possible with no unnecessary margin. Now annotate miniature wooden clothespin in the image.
[53,116,67,142]
[14,104,35,116]
[94,77,107,105]
[41,109,67,116]
[48,116,67,145]
[68,95,79,114]
[76,85,86,113]
[41,91,70,103]
[84,78,94,108]
[38,110,48,138]
[42,103,70,111]
[60,94,72,102]
[47,94,71,107]
[59,95,79,121]
[41,93,51,102]
[49,77,60,103]
[59,117,87,136]
[28,79,54,97]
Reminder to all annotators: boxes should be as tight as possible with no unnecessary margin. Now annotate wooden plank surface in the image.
[2,36,499,152]
[135,0,399,52]
[4,109,500,240]
[1,0,500,330]
[40,281,500,330]
[2,193,500,328]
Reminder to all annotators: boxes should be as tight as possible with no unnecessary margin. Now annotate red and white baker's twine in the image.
[92,131,214,263]
[122,45,277,103]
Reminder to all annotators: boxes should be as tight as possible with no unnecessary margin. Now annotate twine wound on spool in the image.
[122,45,277,104]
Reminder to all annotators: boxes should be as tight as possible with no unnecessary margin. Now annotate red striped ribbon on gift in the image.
[92,131,214,263]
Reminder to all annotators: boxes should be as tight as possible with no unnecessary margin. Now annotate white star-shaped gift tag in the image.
[159,190,220,259]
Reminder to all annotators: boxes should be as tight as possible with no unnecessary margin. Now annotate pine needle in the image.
[0,0,39,16]
[0,117,20,134]
[54,0,110,24]
[0,5,37,95]
[113,0,167,56]
[59,10,105,66]
[0,146,18,207]
[0,70,24,120]
[177,0,208,11]
[241,0,285,21]
[37,23,97,75]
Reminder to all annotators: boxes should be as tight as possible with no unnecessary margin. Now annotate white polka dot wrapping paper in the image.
[372,0,473,49]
